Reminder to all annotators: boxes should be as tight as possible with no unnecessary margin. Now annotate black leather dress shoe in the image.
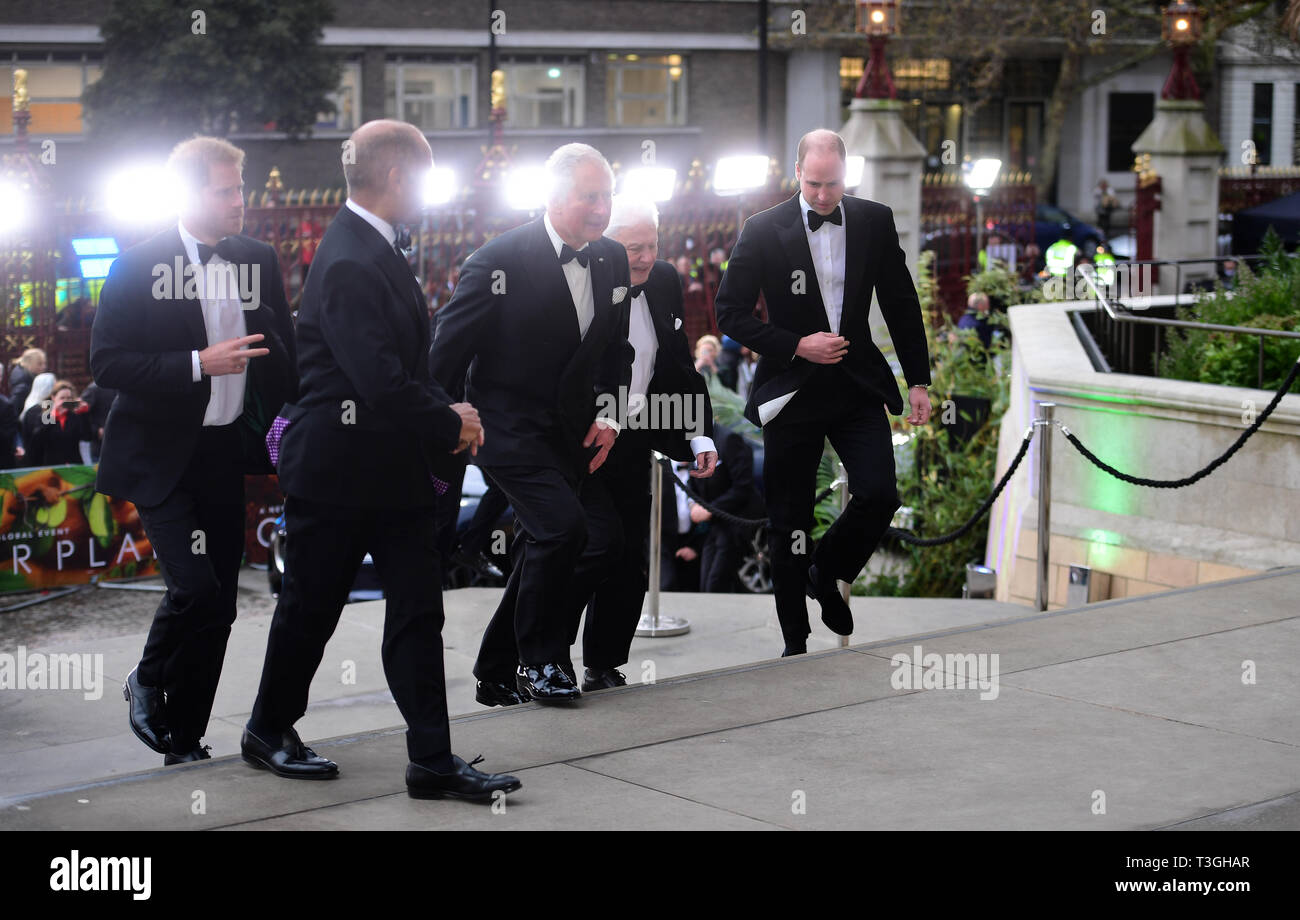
[516,663,581,703]
[164,745,212,765]
[781,646,807,657]
[123,666,171,754]
[407,754,522,801]
[476,679,527,707]
[452,549,504,579]
[581,667,628,692]
[241,726,339,779]
[805,563,853,636]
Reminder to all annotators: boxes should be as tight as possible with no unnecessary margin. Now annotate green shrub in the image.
[1161,228,1300,390]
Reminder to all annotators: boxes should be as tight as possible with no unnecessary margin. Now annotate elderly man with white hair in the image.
[567,194,718,690]
[431,142,634,705]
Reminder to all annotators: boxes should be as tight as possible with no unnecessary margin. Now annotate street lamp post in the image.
[854,0,899,100]
[1160,2,1204,101]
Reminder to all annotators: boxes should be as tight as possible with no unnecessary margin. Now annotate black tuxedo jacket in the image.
[275,205,462,509]
[91,227,297,507]
[429,216,633,479]
[714,193,930,427]
[637,259,713,461]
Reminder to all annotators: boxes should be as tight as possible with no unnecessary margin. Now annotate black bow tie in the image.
[196,238,236,264]
[394,224,412,253]
[629,283,645,300]
[807,208,843,232]
[559,243,590,268]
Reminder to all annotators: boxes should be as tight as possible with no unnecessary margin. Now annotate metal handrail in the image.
[1077,258,1300,388]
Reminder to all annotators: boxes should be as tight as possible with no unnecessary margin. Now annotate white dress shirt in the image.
[178,220,246,426]
[800,195,846,335]
[628,287,716,457]
[543,212,595,339]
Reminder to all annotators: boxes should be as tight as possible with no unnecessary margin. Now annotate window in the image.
[315,60,361,133]
[606,53,686,127]
[385,59,475,131]
[1107,92,1154,172]
[502,57,584,128]
[0,56,101,135]
[1251,82,1273,166]
[968,100,1003,157]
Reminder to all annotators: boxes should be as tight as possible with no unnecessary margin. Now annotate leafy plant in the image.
[1161,228,1300,390]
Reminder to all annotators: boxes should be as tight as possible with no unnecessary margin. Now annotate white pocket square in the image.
[674,317,683,330]
[612,286,628,304]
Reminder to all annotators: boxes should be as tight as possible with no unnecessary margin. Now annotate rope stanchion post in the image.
[635,450,690,638]
[1035,403,1055,612]
[837,459,851,648]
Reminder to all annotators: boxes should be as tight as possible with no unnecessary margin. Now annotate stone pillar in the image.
[840,97,926,273]
[1130,99,1224,293]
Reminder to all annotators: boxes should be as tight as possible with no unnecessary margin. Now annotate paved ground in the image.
[2,566,1298,829]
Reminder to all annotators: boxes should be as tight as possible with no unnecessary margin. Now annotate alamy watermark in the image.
[0,645,105,700]
[890,644,1000,700]
[595,387,708,439]
[151,257,261,306]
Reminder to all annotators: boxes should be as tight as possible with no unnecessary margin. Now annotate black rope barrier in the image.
[655,424,1036,548]
[1060,358,1300,489]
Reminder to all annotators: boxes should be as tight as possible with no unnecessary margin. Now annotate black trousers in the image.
[761,369,900,648]
[461,480,510,557]
[249,495,453,767]
[474,462,622,682]
[576,429,653,670]
[135,423,244,751]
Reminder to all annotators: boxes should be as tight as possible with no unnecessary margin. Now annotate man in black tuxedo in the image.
[570,195,718,690]
[716,129,932,655]
[245,119,519,801]
[430,143,633,705]
[92,136,296,763]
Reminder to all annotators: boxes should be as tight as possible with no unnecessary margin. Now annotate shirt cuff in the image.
[594,416,621,434]
[690,435,716,457]
[191,350,201,382]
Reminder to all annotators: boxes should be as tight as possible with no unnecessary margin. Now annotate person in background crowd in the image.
[1019,243,1044,284]
[736,345,758,400]
[694,334,721,381]
[21,378,92,467]
[716,335,743,392]
[1094,179,1119,240]
[80,381,118,462]
[957,292,998,350]
[685,421,762,592]
[0,390,20,469]
[9,348,46,414]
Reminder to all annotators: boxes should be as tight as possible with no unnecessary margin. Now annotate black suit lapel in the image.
[167,228,210,349]
[564,239,615,374]
[842,196,868,336]
[775,196,830,334]
[525,218,583,350]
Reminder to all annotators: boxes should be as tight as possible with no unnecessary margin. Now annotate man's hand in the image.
[906,387,932,426]
[584,421,617,473]
[689,502,712,524]
[675,546,698,562]
[198,334,269,376]
[689,449,718,478]
[451,402,483,455]
[795,332,848,365]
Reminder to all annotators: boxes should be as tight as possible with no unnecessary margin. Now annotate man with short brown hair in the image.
[93,134,297,764]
